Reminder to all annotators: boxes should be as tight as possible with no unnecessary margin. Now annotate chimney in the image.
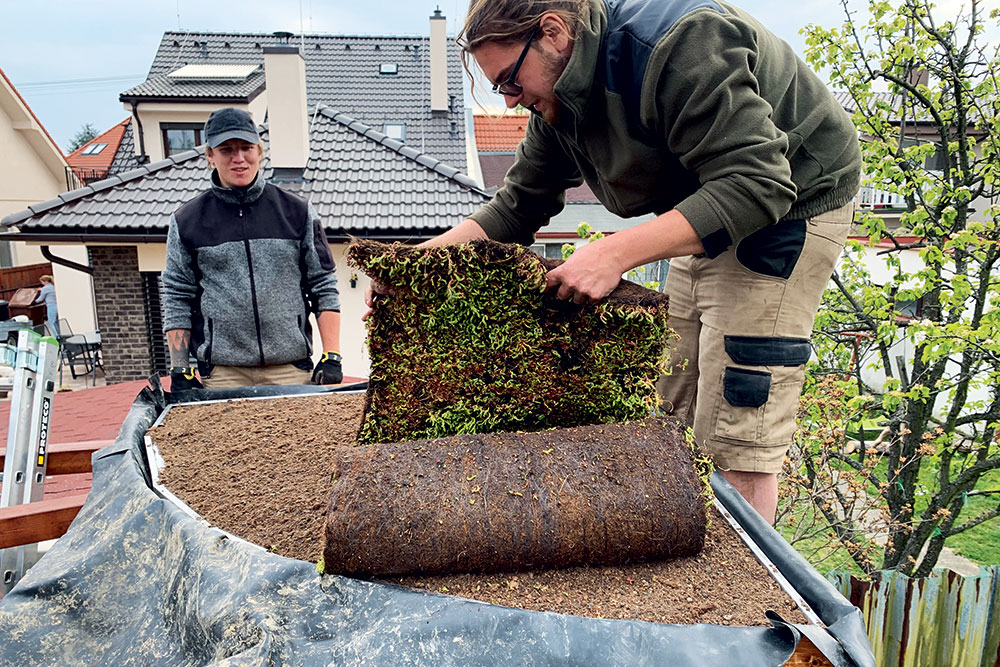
[263,43,310,176]
[429,7,448,114]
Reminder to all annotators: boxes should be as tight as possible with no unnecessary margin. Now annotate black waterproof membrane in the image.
[0,379,875,666]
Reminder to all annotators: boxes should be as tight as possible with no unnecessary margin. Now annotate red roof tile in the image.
[66,118,131,180]
[474,113,532,152]
[479,146,599,203]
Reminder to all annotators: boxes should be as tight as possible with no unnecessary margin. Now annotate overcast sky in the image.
[1,0,854,152]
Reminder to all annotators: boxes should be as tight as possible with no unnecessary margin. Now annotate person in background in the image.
[369,0,861,523]
[34,275,58,337]
[162,107,344,390]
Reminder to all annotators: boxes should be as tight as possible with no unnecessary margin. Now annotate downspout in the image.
[41,246,93,275]
[130,101,149,165]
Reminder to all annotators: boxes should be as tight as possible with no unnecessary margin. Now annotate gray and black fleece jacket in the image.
[162,171,340,368]
[470,0,861,258]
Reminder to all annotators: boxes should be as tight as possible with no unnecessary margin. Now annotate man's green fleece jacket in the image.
[470,0,861,258]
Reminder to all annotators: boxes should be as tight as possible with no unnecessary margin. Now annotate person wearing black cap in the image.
[162,107,344,389]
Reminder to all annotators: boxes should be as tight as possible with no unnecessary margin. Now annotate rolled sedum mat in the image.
[324,417,708,576]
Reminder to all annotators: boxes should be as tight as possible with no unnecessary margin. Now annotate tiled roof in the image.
[2,105,489,239]
[66,118,131,179]
[108,119,138,175]
[133,32,467,169]
[120,68,266,101]
[473,113,532,152]
[477,138,599,204]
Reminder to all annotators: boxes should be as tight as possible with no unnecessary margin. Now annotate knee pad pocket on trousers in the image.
[723,367,771,408]
[724,335,812,366]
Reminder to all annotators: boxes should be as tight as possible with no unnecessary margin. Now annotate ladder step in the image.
[0,494,87,549]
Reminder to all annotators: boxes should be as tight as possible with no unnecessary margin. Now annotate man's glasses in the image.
[491,27,540,97]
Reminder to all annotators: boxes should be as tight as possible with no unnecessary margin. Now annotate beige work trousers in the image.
[201,363,312,389]
[657,204,853,473]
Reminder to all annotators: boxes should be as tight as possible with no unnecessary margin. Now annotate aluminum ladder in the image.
[0,329,59,596]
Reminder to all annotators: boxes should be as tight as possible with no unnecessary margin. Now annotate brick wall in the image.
[89,246,153,383]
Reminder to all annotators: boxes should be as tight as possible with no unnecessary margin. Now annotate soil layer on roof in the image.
[151,394,806,627]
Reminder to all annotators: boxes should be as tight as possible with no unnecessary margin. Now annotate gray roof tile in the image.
[138,31,468,169]
[3,106,489,239]
[109,121,139,175]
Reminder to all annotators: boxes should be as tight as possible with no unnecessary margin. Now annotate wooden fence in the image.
[0,262,51,302]
[830,567,1000,667]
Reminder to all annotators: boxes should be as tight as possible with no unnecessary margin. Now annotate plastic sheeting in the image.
[0,379,875,666]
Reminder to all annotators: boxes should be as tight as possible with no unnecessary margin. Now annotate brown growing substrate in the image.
[151,393,807,627]
[325,417,706,576]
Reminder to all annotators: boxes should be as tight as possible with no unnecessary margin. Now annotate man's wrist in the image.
[321,351,342,363]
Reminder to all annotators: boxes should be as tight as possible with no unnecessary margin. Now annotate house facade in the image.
[0,67,95,329]
[473,113,663,282]
[2,12,489,383]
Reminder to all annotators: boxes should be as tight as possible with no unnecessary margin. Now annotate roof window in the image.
[167,64,258,82]
[383,123,406,141]
[379,63,399,75]
[80,143,108,156]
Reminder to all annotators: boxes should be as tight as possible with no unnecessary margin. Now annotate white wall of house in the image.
[31,244,97,333]
[0,80,74,268]
[137,241,372,379]
[851,243,992,422]
[127,97,267,163]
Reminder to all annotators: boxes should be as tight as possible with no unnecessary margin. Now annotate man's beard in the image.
[529,49,570,124]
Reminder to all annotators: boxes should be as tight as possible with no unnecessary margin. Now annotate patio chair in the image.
[55,319,97,383]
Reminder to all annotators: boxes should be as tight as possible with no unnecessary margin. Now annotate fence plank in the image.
[831,566,1000,667]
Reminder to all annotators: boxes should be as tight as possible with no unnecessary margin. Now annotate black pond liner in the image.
[0,378,875,667]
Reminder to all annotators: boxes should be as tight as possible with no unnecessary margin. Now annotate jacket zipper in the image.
[206,318,214,367]
[239,205,267,366]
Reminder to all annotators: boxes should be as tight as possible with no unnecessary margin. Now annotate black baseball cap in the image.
[204,107,260,148]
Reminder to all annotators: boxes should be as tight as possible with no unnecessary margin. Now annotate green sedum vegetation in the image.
[348,239,673,445]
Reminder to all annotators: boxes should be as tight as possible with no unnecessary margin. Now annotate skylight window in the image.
[379,63,399,75]
[167,64,259,82]
[80,143,107,155]
[383,123,406,141]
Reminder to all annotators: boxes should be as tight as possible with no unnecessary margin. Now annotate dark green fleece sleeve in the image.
[468,115,585,245]
[643,8,798,254]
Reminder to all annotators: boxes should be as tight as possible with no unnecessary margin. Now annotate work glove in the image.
[311,351,343,385]
[169,366,204,391]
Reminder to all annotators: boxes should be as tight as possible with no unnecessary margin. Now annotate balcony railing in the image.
[856,185,908,210]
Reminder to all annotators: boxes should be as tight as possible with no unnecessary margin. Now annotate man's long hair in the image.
[458,0,588,102]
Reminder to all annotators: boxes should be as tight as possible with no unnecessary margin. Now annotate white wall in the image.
[128,99,265,163]
[42,245,97,332]
[851,244,992,421]
[0,97,70,268]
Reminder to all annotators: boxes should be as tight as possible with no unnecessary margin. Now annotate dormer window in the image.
[161,123,204,157]
[379,63,399,75]
[383,123,406,141]
[81,143,108,156]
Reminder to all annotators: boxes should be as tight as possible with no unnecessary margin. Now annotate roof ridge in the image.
[161,31,432,40]
[316,105,486,194]
[1,147,203,226]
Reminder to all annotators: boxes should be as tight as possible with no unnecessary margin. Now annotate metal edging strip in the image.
[713,497,824,626]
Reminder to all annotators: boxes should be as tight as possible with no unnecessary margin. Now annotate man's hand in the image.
[312,351,343,385]
[544,240,624,304]
[169,366,203,391]
[362,280,391,322]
